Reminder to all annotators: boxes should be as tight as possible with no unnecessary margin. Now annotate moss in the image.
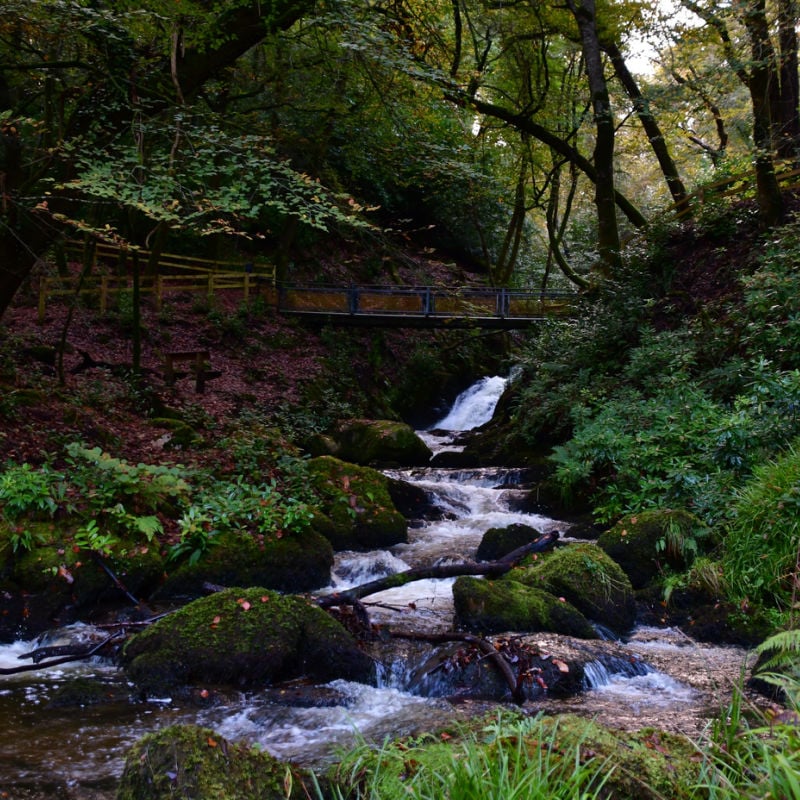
[307,456,407,550]
[331,419,432,467]
[597,509,708,589]
[122,587,375,695]
[157,528,333,601]
[117,724,311,800]
[452,576,598,638]
[476,523,541,562]
[515,543,636,635]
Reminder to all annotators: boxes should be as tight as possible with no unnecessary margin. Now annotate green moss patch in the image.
[117,724,311,800]
[516,543,636,635]
[122,587,375,695]
[308,456,407,550]
[453,576,597,638]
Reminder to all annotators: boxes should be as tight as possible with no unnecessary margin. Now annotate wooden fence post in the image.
[38,279,48,324]
[100,276,108,313]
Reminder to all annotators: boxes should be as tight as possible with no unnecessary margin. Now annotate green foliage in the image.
[170,473,314,564]
[702,675,800,800]
[321,713,612,800]
[722,442,800,609]
[0,462,66,521]
[65,443,191,514]
[741,222,800,370]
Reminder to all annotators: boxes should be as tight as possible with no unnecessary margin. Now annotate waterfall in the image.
[431,375,508,431]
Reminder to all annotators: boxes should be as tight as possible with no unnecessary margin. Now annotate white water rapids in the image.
[0,375,755,798]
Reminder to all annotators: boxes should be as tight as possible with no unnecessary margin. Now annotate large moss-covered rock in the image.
[453,576,598,638]
[516,543,636,635]
[116,724,310,800]
[122,587,375,695]
[307,456,407,550]
[329,419,432,467]
[155,528,333,601]
[475,523,542,561]
[597,509,709,589]
[0,520,164,641]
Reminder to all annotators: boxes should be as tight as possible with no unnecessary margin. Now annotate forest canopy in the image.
[0,0,797,316]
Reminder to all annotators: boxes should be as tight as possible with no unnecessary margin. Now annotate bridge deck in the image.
[277,285,575,328]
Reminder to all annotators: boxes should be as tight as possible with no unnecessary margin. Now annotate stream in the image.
[0,376,757,799]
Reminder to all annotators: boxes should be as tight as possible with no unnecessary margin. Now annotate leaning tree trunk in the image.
[605,41,690,215]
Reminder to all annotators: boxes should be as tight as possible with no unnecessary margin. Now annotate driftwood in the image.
[0,632,125,675]
[390,629,527,704]
[316,531,558,610]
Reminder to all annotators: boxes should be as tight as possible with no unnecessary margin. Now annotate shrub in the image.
[722,442,800,609]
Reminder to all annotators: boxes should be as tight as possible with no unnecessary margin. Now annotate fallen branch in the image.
[0,632,125,675]
[390,629,526,704]
[317,531,558,609]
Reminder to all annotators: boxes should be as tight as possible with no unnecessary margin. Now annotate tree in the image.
[0,0,354,320]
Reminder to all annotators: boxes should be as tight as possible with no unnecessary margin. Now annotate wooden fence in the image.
[38,243,275,323]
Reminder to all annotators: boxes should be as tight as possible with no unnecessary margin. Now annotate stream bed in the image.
[0,376,761,798]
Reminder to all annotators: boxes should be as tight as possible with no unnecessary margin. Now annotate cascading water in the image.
[0,376,755,799]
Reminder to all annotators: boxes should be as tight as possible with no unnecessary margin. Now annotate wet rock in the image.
[516,543,636,636]
[122,587,375,696]
[476,522,542,562]
[307,456,407,551]
[155,528,333,601]
[386,476,446,521]
[597,509,710,589]
[452,576,598,639]
[0,520,165,642]
[327,419,432,467]
[116,723,311,800]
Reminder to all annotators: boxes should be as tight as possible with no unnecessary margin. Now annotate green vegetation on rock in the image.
[116,724,311,800]
[307,456,407,550]
[516,543,636,635]
[452,575,598,638]
[122,587,375,695]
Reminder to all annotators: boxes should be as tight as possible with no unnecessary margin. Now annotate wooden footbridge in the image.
[38,242,577,329]
[276,284,575,328]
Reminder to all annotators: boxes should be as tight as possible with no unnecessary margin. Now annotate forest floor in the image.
[0,200,768,473]
[0,233,483,470]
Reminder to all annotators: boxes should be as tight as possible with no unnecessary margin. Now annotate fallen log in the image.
[389,629,526,704]
[0,632,125,675]
[316,530,559,609]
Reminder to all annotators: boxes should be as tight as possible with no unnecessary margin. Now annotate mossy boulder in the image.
[0,520,164,641]
[597,509,709,589]
[122,587,375,695]
[156,528,333,601]
[307,456,407,550]
[329,419,432,467]
[475,523,542,561]
[515,543,636,636]
[452,576,598,638]
[116,724,310,800]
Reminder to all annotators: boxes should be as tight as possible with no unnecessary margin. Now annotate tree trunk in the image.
[566,0,621,276]
[778,0,800,158]
[605,41,689,214]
